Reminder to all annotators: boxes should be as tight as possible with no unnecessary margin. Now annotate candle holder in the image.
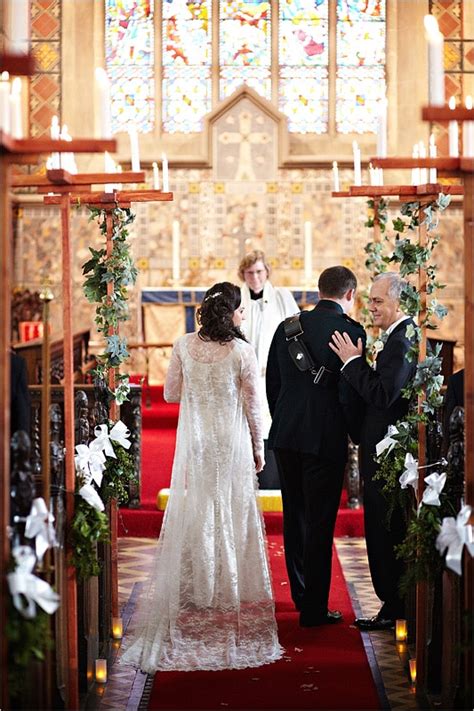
[95,659,107,684]
[112,617,123,640]
[409,658,417,685]
[395,618,407,642]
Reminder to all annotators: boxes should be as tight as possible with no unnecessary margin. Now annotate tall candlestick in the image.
[95,68,112,139]
[50,115,61,169]
[152,161,160,190]
[429,133,437,183]
[0,72,11,134]
[332,161,339,192]
[128,127,140,171]
[162,153,169,192]
[172,220,180,283]
[352,140,362,186]
[304,221,312,286]
[369,162,376,186]
[462,96,474,158]
[448,96,459,157]
[418,141,427,184]
[6,0,30,55]
[376,97,388,157]
[424,15,445,107]
[9,77,23,139]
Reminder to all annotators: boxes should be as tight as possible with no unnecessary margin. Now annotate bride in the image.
[121,282,283,672]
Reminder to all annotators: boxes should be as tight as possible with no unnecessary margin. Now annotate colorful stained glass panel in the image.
[162,66,212,133]
[219,0,271,99]
[280,66,328,133]
[337,21,385,66]
[279,19,328,66]
[108,66,154,133]
[337,0,385,21]
[336,66,384,133]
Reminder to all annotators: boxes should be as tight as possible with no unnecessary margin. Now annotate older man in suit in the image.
[330,272,417,630]
[266,266,366,627]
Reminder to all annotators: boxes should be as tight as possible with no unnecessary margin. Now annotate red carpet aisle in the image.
[147,534,380,710]
[119,387,364,538]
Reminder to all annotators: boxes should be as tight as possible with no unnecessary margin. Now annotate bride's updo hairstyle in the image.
[197,282,247,343]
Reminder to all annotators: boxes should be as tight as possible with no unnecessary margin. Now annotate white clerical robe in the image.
[240,282,299,437]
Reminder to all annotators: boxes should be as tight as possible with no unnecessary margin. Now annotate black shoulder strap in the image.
[283,313,337,386]
[284,313,304,340]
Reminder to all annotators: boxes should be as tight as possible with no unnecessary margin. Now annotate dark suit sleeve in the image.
[265,327,281,417]
[11,354,31,434]
[338,326,367,444]
[341,336,413,410]
[443,369,464,436]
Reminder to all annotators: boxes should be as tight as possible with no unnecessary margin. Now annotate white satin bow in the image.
[399,453,419,490]
[75,443,106,487]
[7,545,60,618]
[91,420,131,459]
[79,483,105,512]
[436,505,474,576]
[376,425,399,458]
[421,472,446,507]
[24,498,58,563]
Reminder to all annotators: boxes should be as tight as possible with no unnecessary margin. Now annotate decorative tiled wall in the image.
[29,0,61,137]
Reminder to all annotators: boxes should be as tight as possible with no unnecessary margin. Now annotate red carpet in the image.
[147,534,381,710]
[119,387,364,539]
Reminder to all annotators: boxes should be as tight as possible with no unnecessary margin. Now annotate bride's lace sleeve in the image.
[240,344,264,457]
[164,339,183,403]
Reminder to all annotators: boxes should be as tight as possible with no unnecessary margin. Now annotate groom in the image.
[330,272,417,630]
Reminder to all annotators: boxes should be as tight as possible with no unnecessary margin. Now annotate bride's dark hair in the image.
[197,282,247,343]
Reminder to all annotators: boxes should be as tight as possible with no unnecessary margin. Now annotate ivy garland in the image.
[364,193,457,588]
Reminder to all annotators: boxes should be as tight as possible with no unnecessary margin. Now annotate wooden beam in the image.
[12,170,146,188]
[0,52,36,75]
[370,157,460,170]
[43,191,174,205]
[0,134,117,155]
[422,106,474,122]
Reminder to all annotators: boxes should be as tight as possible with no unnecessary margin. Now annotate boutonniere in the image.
[371,339,385,357]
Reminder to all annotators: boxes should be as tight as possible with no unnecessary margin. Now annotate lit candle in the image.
[429,133,437,183]
[395,619,408,642]
[152,161,160,190]
[462,96,474,158]
[95,659,107,684]
[112,617,123,640]
[448,96,459,157]
[332,161,339,192]
[376,96,388,157]
[304,220,312,286]
[162,152,169,192]
[60,124,76,174]
[95,68,112,139]
[369,162,376,186]
[424,15,445,107]
[418,141,427,184]
[172,219,180,283]
[0,72,11,134]
[409,658,417,684]
[352,140,362,186]
[50,115,61,169]
[9,77,22,139]
[411,144,420,185]
[6,0,30,55]
[128,127,140,171]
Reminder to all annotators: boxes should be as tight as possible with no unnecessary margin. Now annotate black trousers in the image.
[258,441,280,489]
[274,448,345,616]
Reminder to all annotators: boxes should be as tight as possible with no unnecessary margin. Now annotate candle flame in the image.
[1,71,9,82]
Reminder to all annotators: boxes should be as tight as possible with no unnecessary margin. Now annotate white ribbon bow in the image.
[376,425,399,458]
[421,472,447,507]
[91,420,131,459]
[436,505,474,576]
[75,444,106,487]
[399,453,419,490]
[79,483,105,512]
[24,498,58,563]
[7,545,60,618]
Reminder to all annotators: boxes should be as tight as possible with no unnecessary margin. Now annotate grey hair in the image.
[372,272,406,300]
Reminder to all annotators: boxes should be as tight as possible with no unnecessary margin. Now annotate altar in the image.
[137,287,319,384]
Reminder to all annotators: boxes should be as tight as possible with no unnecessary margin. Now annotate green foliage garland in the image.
[101,442,137,505]
[70,493,110,579]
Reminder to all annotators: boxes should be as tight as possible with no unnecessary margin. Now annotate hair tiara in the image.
[204,291,222,301]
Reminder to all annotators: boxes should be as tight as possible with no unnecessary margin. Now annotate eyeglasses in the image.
[244,269,266,276]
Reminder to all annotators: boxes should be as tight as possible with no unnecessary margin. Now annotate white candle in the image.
[462,96,474,158]
[424,15,445,107]
[448,96,459,157]
[162,152,169,192]
[172,219,180,283]
[9,77,22,138]
[377,167,384,186]
[352,140,362,186]
[332,161,339,192]
[411,144,420,185]
[152,161,160,190]
[304,220,312,286]
[112,617,123,640]
[60,124,76,174]
[418,141,427,184]
[429,133,437,183]
[6,0,30,55]
[376,97,388,157]
[369,162,376,186]
[128,127,140,171]
[95,659,107,684]
[50,115,60,169]
[95,68,112,139]
[115,164,123,191]
[0,72,11,134]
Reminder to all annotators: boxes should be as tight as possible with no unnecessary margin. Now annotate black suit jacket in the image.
[266,300,366,463]
[11,352,31,435]
[340,318,417,479]
[444,368,464,436]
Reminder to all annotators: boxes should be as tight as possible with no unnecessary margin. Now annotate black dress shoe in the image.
[354,614,395,631]
[299,609,343,627]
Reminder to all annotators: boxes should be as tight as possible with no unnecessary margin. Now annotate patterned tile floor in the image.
[84,536,421,711]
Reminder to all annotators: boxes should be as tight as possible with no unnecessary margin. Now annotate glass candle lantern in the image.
[409,658,417,684]
[395,619,407,642]
[95,659,107,684]
[112,617,123,639]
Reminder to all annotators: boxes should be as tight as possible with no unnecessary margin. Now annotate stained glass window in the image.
[219,1,271,100]
[278,0,329,134]
[336,0,386,133]
[105,0,155,134]
[162,0,212,133]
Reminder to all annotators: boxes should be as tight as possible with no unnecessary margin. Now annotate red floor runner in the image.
[119,387,364,539]
[147,534,380,710]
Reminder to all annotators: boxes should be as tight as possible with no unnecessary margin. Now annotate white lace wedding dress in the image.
[120,333,283,672]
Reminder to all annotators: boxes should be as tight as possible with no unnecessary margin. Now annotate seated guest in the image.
[238,250,298,489]
[11,351,31,436]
